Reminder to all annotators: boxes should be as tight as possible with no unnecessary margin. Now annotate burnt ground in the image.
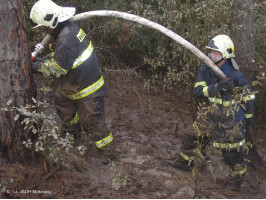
[0,66,266,199]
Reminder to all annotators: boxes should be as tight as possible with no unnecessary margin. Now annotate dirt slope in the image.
[0,70,265,199]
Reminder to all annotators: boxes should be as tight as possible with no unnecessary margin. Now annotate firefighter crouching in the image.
[168,35,255,190]
[30,0,116,162]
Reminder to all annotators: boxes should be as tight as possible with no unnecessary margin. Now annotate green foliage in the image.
[112,173,131,190]
[2,96,87,168]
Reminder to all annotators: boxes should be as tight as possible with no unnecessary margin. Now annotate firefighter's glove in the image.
[38,59,57,77]
[31,58,43,73]
[217,77,234,92]
[39,57,67,78]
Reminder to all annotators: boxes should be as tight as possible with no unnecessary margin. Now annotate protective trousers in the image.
[54,85,115,156]
[178,120,246,176]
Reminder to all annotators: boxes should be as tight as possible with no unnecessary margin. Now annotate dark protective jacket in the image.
[41,21,105,100]
[193,60,255,145]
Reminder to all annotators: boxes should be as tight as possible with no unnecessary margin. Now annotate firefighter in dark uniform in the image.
[168,35,255,190]
[30,0,116,161]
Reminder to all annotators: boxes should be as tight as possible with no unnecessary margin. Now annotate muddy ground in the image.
[0,65,266,199]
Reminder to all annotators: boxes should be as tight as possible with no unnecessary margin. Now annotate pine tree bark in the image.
[0,0,36,161]
[231,0,256,83]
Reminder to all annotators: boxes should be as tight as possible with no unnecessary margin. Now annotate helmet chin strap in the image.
[215,57,223,65]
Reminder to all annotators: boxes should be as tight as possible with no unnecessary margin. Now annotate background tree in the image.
[231,0,256,83]
[231,0,265,161]
[0,0,36,162]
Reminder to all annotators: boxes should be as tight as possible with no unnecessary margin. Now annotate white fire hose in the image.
[31,10,227,80]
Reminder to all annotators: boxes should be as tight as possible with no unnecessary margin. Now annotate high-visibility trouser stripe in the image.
[213,139,245,149]
[95,132,113,148]
[67,112,79,126]
[64,76,104,100]
[243,94,255,101]
[245,113,253,119]
[72,41,94,69]
[180,151,190,161]
[194,81,207,88]
[203,86,209,97]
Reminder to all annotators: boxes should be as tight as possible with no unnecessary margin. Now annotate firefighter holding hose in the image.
[30,0,116,163]
[168,35,255,190]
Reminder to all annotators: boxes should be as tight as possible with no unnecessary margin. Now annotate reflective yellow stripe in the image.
[72,41,94,69]
[243,94,255,101]
[208,97,236,107]
[213,139,245,149]
[223,100,235,107]
[245,113,253,119]
[64,76,104,100]
[194,81,207,88]
[180,151,190,161]
[69,113,79,126]
[208,97,222,104]
[95,132,113,148]
[63,112,79,126]
[203,86,209,97]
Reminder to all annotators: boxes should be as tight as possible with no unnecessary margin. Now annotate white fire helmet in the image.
[206,35,235,59]
[30,0,76,29]
[206,35,239,69]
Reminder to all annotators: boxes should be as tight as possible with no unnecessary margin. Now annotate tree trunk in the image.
[0,0,36,161]
[231,0,256,83]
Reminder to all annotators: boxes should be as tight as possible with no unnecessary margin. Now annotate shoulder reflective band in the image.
[64,76,104,100]
[213,138,245,149]
[65,112,79,126]
[203,86,209,97]
[95,132,113,148]
[180,151,190,161]
[72,41,94,69]
[194,81,207,88]
[245,113,253,119]
[243,94,255,102]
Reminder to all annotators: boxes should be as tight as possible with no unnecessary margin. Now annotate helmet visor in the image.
[206,40,219,50]
[30,19,42,29]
